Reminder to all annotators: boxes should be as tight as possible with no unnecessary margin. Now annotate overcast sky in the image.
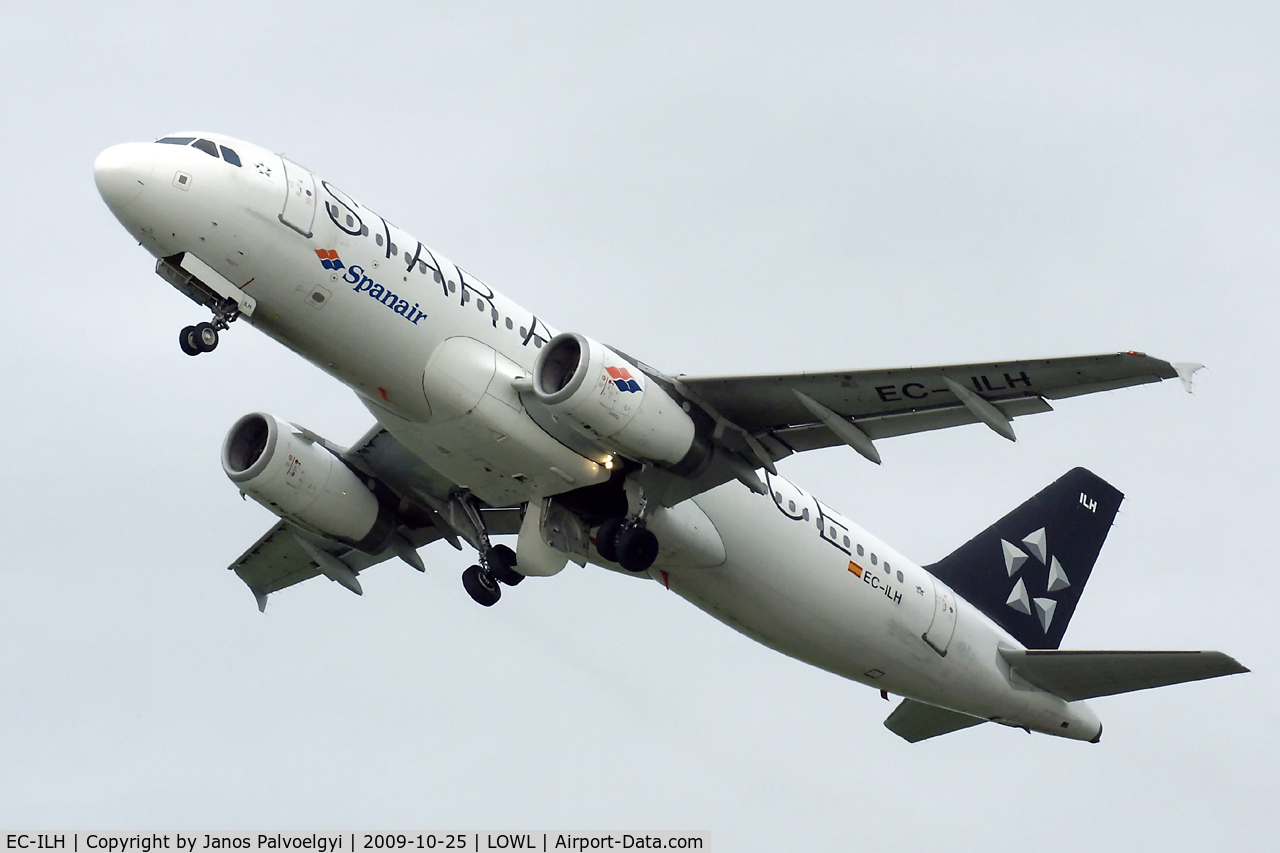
[1,2,1276,849]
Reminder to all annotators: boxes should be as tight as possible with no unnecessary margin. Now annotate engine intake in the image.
[531,333,702,469]
[222,413,395,553]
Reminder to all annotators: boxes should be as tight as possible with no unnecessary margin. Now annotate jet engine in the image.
[531,333,705,469]
[221,413,396,552]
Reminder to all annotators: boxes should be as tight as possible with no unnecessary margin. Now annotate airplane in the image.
[94,131,1246,743]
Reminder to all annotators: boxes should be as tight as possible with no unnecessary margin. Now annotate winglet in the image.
[253,590,268,613]
[1172,362,1205,394]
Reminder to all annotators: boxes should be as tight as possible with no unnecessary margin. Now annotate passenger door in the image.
[279,157,317,237]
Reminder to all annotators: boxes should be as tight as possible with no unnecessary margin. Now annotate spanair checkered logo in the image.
[1002,527,1071,633]
[315,249,343,271]
[605,366,642,393]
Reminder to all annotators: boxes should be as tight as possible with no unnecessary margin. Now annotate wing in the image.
[680,352,1179,452]
[227,427,523,610]
[631,352,1189,507]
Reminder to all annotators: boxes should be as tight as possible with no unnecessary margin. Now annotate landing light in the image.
[604,456,614,470]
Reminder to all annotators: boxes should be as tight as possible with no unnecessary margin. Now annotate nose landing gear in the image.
[179,321,220,355]
[178,306,238,356]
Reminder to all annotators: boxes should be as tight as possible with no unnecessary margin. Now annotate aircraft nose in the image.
[94,142,155,209]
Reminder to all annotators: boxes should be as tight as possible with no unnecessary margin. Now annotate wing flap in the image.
[1000,649,1249,701]
[884,698,987,743]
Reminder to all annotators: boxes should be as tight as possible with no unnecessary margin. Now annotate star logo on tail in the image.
[1002,527,1071,633]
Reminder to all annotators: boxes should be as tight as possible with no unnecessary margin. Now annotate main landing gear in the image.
[594,516,659,573]
[462,543,523,607]
[448,488,525,607]
[179,307,239,356]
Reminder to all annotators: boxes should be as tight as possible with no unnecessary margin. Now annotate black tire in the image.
[489,544,523,586]
[179,325,201,356]
[594,517,626,563]
[616,526,659,573]
[194,322,219,352]
[195,322,219,352]
[462,565,501,606]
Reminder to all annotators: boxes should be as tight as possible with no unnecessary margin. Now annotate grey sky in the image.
[1,2,1275,849]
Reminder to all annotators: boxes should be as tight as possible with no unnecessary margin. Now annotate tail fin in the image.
[925,468,1123,650]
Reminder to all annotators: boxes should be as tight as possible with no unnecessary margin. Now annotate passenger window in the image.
[219,145,242,166]
[192,138,220,158]
[156,136,195,145]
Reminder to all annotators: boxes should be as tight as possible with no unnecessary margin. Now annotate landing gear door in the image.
[923,579,958,657]
[279,157,317,238]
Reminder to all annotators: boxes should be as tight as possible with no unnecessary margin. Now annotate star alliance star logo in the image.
[1002,527,1070,632]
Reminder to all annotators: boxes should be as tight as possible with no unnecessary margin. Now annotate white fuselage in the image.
[95,132,1102,741]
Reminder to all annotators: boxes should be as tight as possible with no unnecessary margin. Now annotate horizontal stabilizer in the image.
[1000,649,1249,701]
[884,698,987,743]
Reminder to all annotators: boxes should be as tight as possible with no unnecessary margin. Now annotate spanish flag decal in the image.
[848,561,864,578]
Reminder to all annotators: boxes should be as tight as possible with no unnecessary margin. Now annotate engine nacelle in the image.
[221,413,395,553]
[531,333,702,468]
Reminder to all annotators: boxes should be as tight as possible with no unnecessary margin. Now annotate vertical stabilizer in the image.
[925,468,1123,649]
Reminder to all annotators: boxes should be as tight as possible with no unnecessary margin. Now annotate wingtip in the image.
[1172,362,1205,394]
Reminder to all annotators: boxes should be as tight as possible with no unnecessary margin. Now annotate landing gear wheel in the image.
[488,544,524,586]
[616,526,659,573]
[594,517,626,563]
[462,565,502,606]
[179,325,201,356]
[194,321,219,353]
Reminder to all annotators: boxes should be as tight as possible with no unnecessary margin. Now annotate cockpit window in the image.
[156,136,195,145]
[219,145,242,167]
[191,138,220,158]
